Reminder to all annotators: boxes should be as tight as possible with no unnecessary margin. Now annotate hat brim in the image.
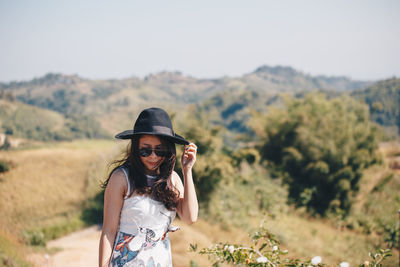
[115,130,189,145]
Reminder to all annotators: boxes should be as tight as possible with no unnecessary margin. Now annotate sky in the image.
[0,0,399,82]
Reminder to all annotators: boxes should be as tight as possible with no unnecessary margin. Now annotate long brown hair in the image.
[102,135,180,210]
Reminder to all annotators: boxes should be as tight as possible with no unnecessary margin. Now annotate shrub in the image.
[191,226,393,266]
[176,107,234,204]
[81,189,105,225]
[382,221,399,249]
[22,230,46,246]
[0,160,10,173]
[251,93,381,215]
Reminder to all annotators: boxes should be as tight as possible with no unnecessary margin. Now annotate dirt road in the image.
[30,225,102,267]
[28,220,238,267]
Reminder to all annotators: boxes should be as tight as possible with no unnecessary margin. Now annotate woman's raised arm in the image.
[175,143,198,224]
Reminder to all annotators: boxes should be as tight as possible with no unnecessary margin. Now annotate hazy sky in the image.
[0,0,399,82]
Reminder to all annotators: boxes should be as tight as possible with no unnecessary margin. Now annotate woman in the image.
[99,107,198,267]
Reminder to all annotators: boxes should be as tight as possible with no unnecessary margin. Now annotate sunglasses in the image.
[138,147,169,157]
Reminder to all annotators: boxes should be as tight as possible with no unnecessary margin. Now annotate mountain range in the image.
[0,65,398,143]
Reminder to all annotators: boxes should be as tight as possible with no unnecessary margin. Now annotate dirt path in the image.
[30,226,102,267]
[29,220,247,267]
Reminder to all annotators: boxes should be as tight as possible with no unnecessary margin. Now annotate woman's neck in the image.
[144,169,159,176]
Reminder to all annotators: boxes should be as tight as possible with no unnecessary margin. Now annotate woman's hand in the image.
[181,143,197,171]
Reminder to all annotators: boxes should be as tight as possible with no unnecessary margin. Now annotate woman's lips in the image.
[147,161,161,168]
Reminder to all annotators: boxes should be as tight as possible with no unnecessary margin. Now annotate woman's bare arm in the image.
[175,143,198,224]
[99,169,127,267]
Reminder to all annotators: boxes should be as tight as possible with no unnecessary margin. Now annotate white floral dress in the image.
[109,168,177,267]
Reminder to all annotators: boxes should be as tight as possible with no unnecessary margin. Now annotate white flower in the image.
[272,245,278,251]
[224,245,228,250]
[44,254,50,260]
[257,256,268,263]
[228,245,235,253]
[311,256,322,265]
[340,262,350,267]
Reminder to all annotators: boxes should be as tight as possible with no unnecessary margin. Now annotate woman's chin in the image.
[144,164,160,173]
[147,161,163,170]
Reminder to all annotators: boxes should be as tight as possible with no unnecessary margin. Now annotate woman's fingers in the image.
[186,143,197,152]
[184,144,196,153]
[182,143,197,166]
[184,153,195,160]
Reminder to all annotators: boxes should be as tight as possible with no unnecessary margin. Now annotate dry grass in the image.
[353,164,389,211]
[380,141,400,172]
[262,213,376,266]
[1,140,398,266]
[0,139,121,232]
[0,224,31,266]
[172,211,399,267]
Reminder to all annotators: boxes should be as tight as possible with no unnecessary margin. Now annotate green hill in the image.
[1,66,398,147]
[0,98,108,142]
[352,77,400,137]
[198,76,399,142]
[0,65,374,143]
[243,65,370,93]
[0,66,369,126]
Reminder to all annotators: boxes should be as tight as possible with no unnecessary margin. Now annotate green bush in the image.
[251,93,381,215]
[81,189,105,225]
[191,226,393,267]
[0,136,11,150]
[383,221,399,249]
[22,230,46,246]
[176,107,233,204]
[41,217,85,241]
[0,160,10,173]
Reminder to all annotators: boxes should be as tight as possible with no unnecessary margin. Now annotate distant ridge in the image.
[248,65,371,92]
[0,73,87,88]
[1,64,370,89]
[0,65,388,140]
[254,65,299,76]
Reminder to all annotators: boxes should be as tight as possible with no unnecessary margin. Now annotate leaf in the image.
[259,242,268,251]
[189,243,198,252]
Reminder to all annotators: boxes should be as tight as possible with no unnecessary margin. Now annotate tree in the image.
[251,93,381,215]
[175,106,234,204]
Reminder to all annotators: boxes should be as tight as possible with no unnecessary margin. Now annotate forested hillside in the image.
[0,98,108,141]
[352,78,400,137]
[0,65,374,143]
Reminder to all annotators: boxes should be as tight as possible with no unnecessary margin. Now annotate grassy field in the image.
[0,139,124,266]
[0,140,121,232]
[0,139,398,266]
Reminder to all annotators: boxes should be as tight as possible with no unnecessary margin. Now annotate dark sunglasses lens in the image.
[139,148,152,157]
[139,148,169,157]
[155,150,169,157]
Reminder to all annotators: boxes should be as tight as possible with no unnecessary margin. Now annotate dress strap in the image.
[121,167,130,199]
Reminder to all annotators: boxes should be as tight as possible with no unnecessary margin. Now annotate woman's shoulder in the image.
[110,167,127,180]
[171,171,181,183]
[171,171,183,197]
[106,167,129,196]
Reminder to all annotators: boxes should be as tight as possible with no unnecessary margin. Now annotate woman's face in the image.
[138,135,166,174]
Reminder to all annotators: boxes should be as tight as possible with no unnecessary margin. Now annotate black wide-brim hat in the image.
[115,107,189,145]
